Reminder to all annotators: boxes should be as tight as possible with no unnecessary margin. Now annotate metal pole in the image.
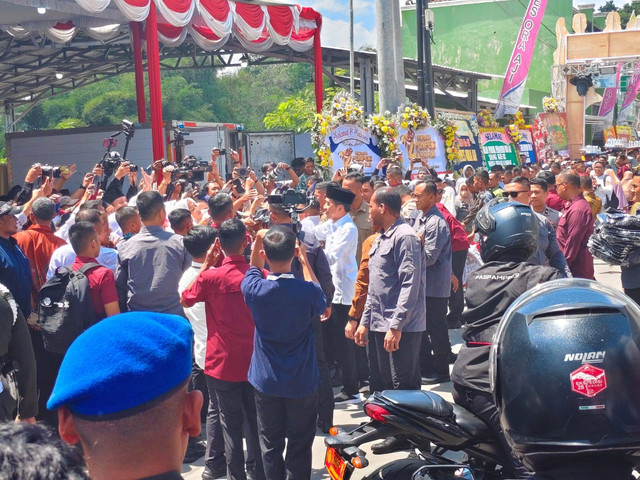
[350,0,355,96]
[416,0,426,107]
[392,1,405,106]
[376,0,397,112]
[424,0,435,117]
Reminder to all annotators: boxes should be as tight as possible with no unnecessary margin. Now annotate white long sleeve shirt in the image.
[324,214,358,305]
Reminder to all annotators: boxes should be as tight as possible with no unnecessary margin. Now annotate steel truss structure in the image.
[2,23,492,131]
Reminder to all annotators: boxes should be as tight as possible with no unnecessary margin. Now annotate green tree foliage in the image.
[599,1,640,28]
[263,85,317,132]
[10,62,315,134]
[599,1,618,12]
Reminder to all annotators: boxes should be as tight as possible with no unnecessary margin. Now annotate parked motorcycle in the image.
[324,389,513,480]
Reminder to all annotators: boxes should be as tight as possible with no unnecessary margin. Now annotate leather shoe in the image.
[202,465,227,480]
[370,435,411,454]
[421,373,451,385]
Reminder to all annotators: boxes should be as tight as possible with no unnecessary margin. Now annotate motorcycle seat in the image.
[451,403,491,439]
[379,390,453,417]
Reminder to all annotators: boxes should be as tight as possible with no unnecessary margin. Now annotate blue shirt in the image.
[413,206,452,298]
[0,237,32,317]
[241,267,326,398]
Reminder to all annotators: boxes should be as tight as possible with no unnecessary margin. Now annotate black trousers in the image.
[190,363,209,424]
[421,296,451,377]
[208,377,265,480]
[452,382,528,476]
[204,377,226,472]
[369,331,422,391]
[448,249,468,325]
[625,287,640,306]
[330,303,363,395]
[312,315,334,427]
[29,328,62,428]
[254,389,318,480]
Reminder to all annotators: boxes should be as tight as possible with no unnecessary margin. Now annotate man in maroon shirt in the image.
[543,172,566,212]
[68,222,120,320]
[555,172,595,279]
[435,189,469,329]
[181,218,264,480]
[616,154,632,180]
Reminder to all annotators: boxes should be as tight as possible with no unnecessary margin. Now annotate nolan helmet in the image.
[474,198,538,263]
[491,279,640,472]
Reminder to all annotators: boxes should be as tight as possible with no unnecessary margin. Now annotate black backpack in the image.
[38,263,100,355]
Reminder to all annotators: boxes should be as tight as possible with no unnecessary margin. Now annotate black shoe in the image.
[371,435,411,454]
[202,465,227,480]
[183,439,206,463]
[448,351,458,364]
[421,373,451,385]
[334,390,361,404]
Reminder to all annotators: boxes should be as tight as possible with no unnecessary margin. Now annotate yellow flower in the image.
[446,140,452,147]
[320,127,326,135]
[412,121,417,128]
[381,126,388,133]
[405,107,410,112]
[403,113,409,119]
[447,148,452,154]
[389,143,395,150]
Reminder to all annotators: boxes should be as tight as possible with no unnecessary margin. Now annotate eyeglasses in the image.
[555,182,567,188]
[502,190,529,198]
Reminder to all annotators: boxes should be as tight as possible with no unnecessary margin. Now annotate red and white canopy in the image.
[1,0,321,54]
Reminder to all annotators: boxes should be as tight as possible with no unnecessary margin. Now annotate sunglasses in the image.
[502,190,529,198]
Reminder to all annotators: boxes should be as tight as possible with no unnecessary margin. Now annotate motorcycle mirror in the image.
[413,465,475,480]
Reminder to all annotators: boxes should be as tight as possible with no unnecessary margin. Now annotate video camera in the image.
[98,119,138,189]
[177,155,211,182]
[265,166,282,182]
[267,190,309,236]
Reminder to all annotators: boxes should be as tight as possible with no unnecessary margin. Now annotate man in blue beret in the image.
[48,312,203,480]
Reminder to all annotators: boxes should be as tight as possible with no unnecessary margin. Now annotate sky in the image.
[295,0,629,50]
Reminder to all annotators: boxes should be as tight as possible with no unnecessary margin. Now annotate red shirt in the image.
[71,256,118,320]
[14,224,66,293]
[617,164,631,180]
[436,203,470,252]
[181,255,255,382]
[556,194,594,280]
[545,188,565,212]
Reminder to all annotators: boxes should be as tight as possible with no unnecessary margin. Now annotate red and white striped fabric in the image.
[1,0,320,54]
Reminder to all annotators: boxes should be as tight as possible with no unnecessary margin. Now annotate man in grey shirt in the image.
[504,178,570,278]
[116,191,191,316]
[354,187,425,390]
[412,181,453,385]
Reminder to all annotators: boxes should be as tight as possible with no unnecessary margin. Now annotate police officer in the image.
[49,312,203,480]
[450,199,564,476]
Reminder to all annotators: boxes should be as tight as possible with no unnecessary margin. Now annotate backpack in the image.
[38,263,100,355]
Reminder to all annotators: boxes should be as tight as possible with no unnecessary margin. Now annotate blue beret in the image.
[47,312,193,418]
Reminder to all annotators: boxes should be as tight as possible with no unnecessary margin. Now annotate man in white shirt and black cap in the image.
[323,185,361,403]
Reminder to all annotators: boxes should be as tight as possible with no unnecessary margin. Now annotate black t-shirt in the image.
[451,261,563,391]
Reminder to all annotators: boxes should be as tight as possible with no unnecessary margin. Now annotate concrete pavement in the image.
[182,259,622,479]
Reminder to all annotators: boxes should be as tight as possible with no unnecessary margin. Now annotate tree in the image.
[263,85,317,132]
[599,1,617,12]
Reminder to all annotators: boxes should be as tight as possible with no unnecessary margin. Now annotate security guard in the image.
[48,312,203,480]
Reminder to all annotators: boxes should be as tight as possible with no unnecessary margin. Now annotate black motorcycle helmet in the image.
[491,279,640,474]
[474,198,538,263]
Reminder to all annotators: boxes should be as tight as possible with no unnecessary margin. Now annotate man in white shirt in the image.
[178,225,225,471]
[47,209,118,280]
[324,185,360,404]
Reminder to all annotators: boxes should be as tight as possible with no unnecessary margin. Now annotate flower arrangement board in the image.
[478,128,519,169]
[436,110,484,172]
[518,128,537,164]
[327,124,381,174]
[397,126,447,174]
[537,113,570,155]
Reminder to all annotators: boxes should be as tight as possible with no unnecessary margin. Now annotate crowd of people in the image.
[0,144,639,480]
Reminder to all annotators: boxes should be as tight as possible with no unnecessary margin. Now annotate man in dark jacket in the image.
[451,200,564,476]
[0,284,38,423]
